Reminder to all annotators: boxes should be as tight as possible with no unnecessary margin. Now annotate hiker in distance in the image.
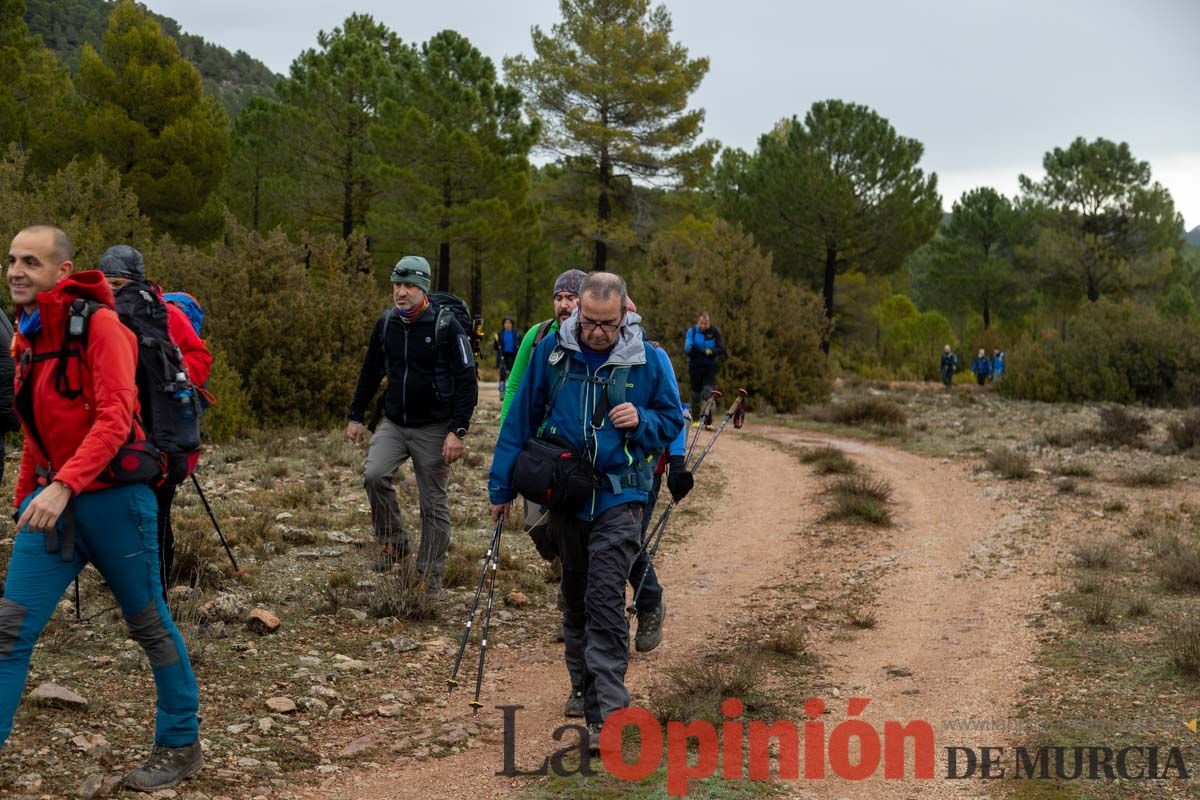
[0,225,203,791]
[345,256,478,597]
[940,344,958,388]
[489,272,684,748]
[683,311,724,421]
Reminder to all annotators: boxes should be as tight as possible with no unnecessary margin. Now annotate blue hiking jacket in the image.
[972,356,993,377]
[650,344,687,459]
[683,324,724,370]
[489,310,685,521]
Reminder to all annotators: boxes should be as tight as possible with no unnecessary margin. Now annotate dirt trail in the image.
[303,423,1047,799]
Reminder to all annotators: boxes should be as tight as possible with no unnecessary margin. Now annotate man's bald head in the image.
[8,225,75,312]
[18,225,73,263]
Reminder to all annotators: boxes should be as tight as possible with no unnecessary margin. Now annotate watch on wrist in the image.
[454,427,468,439]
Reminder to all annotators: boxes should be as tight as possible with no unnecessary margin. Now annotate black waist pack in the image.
[511,436,597,513]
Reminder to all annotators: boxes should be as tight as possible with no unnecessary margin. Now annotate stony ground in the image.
[2,381,1200,799]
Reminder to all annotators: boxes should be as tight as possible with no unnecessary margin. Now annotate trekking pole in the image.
[74,578,82,622]
[683,391,721,467]
[447,514,504,700]
[470,526,504,716]
[629,389,749,613]
[688,389,748,474]
[190,472,245,577]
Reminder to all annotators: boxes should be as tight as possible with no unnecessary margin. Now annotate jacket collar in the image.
[26,271,115,343]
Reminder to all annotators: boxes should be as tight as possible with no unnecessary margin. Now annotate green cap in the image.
[391,256,431,293]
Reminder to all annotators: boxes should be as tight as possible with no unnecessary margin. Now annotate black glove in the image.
[666,456,694,503]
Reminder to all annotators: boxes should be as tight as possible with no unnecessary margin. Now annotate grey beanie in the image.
[553,268,587,298]
[98,245,145,280]
[391,256,432,293]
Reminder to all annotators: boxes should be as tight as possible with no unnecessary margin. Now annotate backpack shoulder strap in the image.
[545,343,572,412]
[434,306,454,351]
[378,308,393,358]
[533,319,554,346]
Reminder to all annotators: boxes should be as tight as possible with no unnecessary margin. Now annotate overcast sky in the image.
[150,0,1200,229]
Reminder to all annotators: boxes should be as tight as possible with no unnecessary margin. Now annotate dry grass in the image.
[1153,533,1200,593]
[765,624,811,660]
[650,653,776,725]
[1082,582,1117,626]
[845,604,879,629]
[1168,409,1200,453]
[824,475,894,526]
[1089,406,1152,448]
[1118,466,1174,488]
[1072,540,1119,570]
[799,446,857,475]
[984,448,1033,480]
[813,398,908,429]
[1169,624,1200,676]
[1053,462,1096,478]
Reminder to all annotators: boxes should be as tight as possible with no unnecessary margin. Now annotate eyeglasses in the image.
[579,317,621,334]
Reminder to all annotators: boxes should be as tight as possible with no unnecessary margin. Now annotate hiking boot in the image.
[564,686,585,718]
[421,574,447,601]
[635,601,665,653]
[585,722,603,756]
[123,741,203,792]
[371,542,409,572]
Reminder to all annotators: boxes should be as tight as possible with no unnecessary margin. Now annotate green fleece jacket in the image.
[500,319,556,423]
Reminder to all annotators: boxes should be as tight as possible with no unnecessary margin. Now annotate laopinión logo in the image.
[497,698,1191,798]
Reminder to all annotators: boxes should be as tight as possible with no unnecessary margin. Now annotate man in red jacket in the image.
[0,226,202,791]
[99,245,212,599]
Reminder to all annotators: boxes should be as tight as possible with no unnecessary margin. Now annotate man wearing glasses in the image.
[488,272,684,749]
[346,256,478,596]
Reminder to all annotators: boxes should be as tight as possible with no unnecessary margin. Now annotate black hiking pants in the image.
[689,364,719,412]
[555,503,642,726]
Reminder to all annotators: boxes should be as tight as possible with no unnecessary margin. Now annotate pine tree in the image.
[74,0,229,242]
[505,0,716,272]
[0,0,75,174]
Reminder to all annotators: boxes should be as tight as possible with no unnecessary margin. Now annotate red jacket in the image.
[12,271,143,505]
[165,295,212,386]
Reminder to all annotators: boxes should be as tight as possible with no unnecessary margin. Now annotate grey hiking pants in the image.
[363,419,452,578]
[556,503,643,726]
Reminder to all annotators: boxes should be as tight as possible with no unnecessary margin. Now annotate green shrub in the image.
[201,344,255,440]
[151,224,383,426]
[638,217,832,412]
[999,300,1200,407]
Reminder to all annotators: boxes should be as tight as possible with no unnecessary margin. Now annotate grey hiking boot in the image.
[422,574,446,601]
[585,722,603,756]
[564,686,585,718]
[123,741,203,792]
[635,601,665,653]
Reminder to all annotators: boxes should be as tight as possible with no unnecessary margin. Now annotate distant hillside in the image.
[25,0,278,116]
[1187,226,1200,247]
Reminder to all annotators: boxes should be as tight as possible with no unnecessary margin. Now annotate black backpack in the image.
[111,283,202,485]
[375,293,476,414]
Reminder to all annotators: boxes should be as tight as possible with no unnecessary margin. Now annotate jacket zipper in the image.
[401,324,409,426]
